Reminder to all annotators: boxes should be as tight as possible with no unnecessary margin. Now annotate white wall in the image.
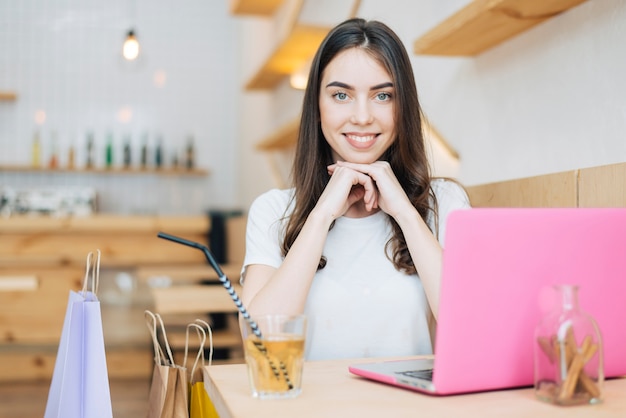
[2,0,624,214]
[236,0,626,208]
[0,0,240,215]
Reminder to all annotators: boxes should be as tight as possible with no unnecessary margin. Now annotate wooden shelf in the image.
[0,91,17,101]
[413,0,588,56]
[246,24,331,90]
[229,0,285,16]
[256,118,299,151]
[0,165,209,176]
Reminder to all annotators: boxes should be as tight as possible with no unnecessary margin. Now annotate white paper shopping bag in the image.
[44,250,113,418]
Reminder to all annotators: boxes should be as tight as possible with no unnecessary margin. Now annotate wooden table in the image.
[203,357,626,417]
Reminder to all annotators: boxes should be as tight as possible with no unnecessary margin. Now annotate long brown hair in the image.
[281,18,437,274]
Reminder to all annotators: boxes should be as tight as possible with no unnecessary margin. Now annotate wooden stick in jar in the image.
[558,335,598,401]
[538,330,600,399]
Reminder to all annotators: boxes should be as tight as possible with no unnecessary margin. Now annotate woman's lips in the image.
[345,133,378,149]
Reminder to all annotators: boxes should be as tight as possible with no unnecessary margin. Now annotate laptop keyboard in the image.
[395,369,434,381]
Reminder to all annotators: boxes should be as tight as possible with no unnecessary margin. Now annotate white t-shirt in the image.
[242,179,470,360]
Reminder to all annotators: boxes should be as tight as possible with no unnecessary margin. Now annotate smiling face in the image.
[319,47,396,164]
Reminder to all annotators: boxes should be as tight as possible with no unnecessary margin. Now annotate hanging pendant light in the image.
[122,29,140,61]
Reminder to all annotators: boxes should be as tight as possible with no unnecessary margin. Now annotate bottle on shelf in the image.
[140,133,149,170]
[105,132,114,169]
[155,135,163,169]
[123,135,132,169]
[48,131,59,169]
[67,134,75,170]
[186,135,195,170]
[31,130,41,168]
[86,132,95,169]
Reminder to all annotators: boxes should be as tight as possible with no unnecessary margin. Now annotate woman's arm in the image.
[242,165,378,316]
[329,162,470,319]
[393,207,443,318]
[242,209,333,316]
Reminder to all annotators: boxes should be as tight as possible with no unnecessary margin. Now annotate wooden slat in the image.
[0,349,57,382]
[414,0,588,56]
[226,216,246,264]
[0,215,209,234]
[229,0,284,15]
[246,25,330,90]
[135,263,242,283]
[256,119,299,151]
[0,275,38,291]
[0,233,208,267]
[0,216,69,232]
[466,170,578,208]
[0,267,83,344]
[151,284,243,315]
[68,215,156,232]
[105,348,154,379]
[157,216,210,233]
[578,162,626,208]
[167,328,242,351]
[0,214,210,267]
[0,346,153,382]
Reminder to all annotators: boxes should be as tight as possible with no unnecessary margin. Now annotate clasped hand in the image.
[318,160,411,220]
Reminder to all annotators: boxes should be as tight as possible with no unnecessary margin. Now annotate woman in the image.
[241,18,470,360]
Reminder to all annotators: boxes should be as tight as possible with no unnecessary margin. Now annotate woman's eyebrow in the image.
[325,81,394,90]
[371,82,393,90]
[325,81,352,89]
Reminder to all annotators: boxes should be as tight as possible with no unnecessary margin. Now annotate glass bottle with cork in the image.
[534,284,604,405]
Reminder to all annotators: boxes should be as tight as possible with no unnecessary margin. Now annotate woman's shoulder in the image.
[431,178,468,199]
[249,188,295,216]
[430,177,471,209]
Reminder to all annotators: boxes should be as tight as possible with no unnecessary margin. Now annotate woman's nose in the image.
[350,100,374,125]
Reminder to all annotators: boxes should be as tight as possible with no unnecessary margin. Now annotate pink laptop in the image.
[349,208,626,395]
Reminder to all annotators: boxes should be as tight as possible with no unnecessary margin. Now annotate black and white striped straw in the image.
[157,231,293,390]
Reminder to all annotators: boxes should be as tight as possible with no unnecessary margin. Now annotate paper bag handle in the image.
[81,249,101,296]
[195,319,214,367]
[184,323,206,383]
[144,310,168,366]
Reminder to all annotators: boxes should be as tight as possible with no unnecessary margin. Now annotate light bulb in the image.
[123,30,140,61]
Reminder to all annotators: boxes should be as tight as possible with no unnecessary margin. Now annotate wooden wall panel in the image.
[0,347,152,382]
[0,214,212,382]
[578,162,626,208]
[466,170,578,208]
[0,215,210,267]
[0,267,83,344]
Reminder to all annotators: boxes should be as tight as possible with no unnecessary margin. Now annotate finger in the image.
[347,185,365,207]
[358,172,378,211]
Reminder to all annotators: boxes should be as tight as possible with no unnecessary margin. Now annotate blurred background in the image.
[0,0,625,415]
[1,0,623,216]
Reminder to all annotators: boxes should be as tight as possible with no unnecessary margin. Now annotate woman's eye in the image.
[333,92,348,101]
[376,92,391,101]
